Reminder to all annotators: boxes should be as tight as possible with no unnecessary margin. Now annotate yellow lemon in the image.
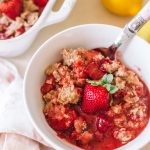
[138,21,150,43]
[101,0,143,16]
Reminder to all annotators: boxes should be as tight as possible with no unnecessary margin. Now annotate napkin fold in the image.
[0,58,53,150]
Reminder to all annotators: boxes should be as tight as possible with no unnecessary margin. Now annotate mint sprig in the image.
[87,74,118,105]
[101,74,113,84]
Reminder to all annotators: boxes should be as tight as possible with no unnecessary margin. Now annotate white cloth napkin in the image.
[0,58,54,150]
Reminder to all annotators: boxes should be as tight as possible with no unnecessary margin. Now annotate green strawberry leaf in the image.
[86,79,102,86]
[103,83,111,91]
[109,85,118,94]
[87,74,118,95]
[101,74,113,84]
[110,95,113,106]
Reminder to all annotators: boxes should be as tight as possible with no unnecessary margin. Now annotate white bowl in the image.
[0,0,76,58]
[24,24,150,150]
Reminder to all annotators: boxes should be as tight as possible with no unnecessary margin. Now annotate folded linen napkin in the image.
[0,58,54,150]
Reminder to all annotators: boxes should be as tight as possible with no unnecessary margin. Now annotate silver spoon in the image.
[98,1,150,60]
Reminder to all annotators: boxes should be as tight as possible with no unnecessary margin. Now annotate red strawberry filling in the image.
[41,74,55,94]
[96,114,113,133]
[34,0,48,7]
[45,104,77,131]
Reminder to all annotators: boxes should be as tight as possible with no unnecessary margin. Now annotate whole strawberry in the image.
[34,0,48,8]
[0,0,22,20]
[82,83,110,114]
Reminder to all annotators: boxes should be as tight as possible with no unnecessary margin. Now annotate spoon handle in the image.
[112,1,150,49]
[139,1,150,20]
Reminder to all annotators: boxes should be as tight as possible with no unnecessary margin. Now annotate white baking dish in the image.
[0,0,76,57]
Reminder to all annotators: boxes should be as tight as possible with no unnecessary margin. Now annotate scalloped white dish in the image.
[0,0,76,57]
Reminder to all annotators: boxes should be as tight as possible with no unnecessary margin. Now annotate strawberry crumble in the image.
[41,48,150,150]
[0,0,48,40]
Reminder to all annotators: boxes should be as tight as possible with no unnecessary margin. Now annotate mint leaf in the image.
[106,74,113,84]
[101,74,113,84]
[100,74,108,84]
[110,95,113,106]
[109,85,118,94]
[86,74,118,95]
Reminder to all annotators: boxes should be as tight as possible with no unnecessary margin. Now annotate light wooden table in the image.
[8,0,150,149]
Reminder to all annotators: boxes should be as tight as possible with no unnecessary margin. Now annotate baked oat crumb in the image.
[43,90,58,103]
[103,60,120,73]
[58,84,80,105]
[124,91,139,103]
[23,0,39,12]
[126,71,143,86]
[128,102,147,121]
[111,104,122,114]
[115,77,126,89]
[26,12,39,26]
[113,128,133,143]
[62,48,87,66]
[74,117,87,133]
[115,66,127,77]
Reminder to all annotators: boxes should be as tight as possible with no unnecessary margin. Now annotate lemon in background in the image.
[138,21,150,43]
[101,0,143,16]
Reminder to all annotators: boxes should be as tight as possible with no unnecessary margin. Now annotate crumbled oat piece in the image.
[44,103,68,121]
[26,12,39,26]
[53,70,61,82]
[43,90,58,103]
[62,48,87,66]
[79,131,93,144]
[111,105,122,114]
[113,115,127,127]
[124,90,139,103]
[127,121,140,129]
[50,64,73,84]
[0,15,11,26]
[93,53,104,61]
[58,84,80,105]
[113,128,133,143]
[115,77,126,89]
[23,0,39,12]
[46,63,61,75]
[74,117,87,133]
[84,50,104,62]
[43,101,53,115]
[21,11,30,20]
[103,60,120,73]
[5,19,23,36]
[115,66,127,77]
[128,102,147,121]
[126,71,143,86]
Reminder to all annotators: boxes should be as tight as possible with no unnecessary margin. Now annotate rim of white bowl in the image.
[24,24,150,150]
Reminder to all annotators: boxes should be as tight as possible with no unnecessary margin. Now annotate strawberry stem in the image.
[110,95,113,106]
